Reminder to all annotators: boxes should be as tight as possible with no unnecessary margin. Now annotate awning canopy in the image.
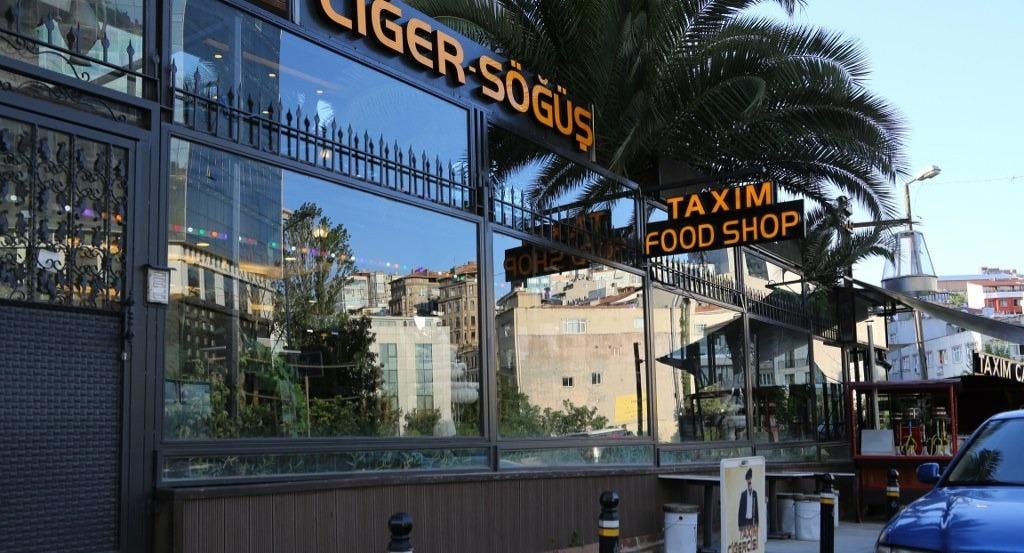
[851,278,1024,344]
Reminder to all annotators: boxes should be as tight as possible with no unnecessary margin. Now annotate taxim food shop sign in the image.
[318,0,594,153]
[645,181,804,257]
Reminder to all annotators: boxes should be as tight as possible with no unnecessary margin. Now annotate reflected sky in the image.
[174,0,468,165]
[284,171,477,273]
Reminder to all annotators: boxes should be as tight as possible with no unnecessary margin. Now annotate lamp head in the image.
[915,165,941,182]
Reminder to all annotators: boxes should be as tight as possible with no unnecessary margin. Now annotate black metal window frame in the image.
[151,0,855,487]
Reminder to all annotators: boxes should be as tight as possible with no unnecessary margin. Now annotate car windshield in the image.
[946,418,1024,486]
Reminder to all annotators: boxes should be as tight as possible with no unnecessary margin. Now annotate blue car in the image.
[876,409,1024,553]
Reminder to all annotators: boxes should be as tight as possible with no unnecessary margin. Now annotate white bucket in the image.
[663,503,700,553]
[794,496,820,541]
[777,494,796,535]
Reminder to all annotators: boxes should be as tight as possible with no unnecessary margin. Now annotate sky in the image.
[754,1,1024,283]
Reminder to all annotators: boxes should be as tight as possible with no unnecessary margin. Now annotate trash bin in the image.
[776,493,797,536]
[794,494,820,541]
[663,503,700,553]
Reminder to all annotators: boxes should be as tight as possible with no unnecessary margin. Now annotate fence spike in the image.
[100,24,110,62]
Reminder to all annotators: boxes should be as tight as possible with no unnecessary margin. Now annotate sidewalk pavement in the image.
[766,523,884,553]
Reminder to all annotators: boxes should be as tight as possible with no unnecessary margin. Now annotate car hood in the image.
[879,486,1024,553]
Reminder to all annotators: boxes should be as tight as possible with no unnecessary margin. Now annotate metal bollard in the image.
[598,491,620,553]
[885,469,901,521]
[386,512,413,553]
[819,474,836,553]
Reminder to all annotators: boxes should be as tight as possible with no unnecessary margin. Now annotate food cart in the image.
[850,374,1024,518]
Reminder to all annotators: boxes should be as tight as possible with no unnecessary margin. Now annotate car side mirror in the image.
[917,462,941,485]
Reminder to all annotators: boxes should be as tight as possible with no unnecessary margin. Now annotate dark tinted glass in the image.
[164,138,481,439]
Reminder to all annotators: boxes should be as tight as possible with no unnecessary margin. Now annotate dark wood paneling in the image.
[174,474,665,553]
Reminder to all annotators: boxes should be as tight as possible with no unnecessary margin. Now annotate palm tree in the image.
[408,0,906,222]
[799,196,894,287]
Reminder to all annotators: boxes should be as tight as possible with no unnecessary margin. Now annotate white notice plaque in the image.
[147,267,170,305]
[721,456,766,553]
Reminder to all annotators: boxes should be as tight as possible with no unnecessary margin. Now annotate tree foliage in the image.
[498,377,610,437]
[409,0,907,224]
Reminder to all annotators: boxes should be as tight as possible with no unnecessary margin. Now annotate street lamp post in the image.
[903,166,941,380]
[851,165,942,381]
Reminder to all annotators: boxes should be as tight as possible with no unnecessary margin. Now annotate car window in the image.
[946,419,1024,485]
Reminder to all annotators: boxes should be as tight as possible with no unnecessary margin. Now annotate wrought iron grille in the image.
[0,4,149,97]
[811,303,841,343]
[170,68,474,214]
[0,115,127,310]
[649,258,740,306]
[746,287,809,329]
[491,185,638,266]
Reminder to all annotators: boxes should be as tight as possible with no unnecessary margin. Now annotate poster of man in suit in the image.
[721,457,765,553]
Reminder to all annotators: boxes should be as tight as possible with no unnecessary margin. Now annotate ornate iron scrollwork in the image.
[0,115,127,310]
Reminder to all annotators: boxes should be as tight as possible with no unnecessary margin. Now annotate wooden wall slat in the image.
[176,474,665,553]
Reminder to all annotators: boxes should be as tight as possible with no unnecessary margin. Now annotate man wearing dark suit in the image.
[737,468,759,530]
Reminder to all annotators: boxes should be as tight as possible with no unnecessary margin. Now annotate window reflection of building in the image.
[495,266,647,436]
[371,316,454,436]
[389,272,444,316]
[165,138,282,428]
[164,139,481,439]
[813,340,846,441]
[650,289,745,443]
[751,320,813,443]
[438,263,481,408]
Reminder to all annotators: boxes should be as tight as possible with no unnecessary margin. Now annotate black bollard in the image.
[885,469,901,521]
[598,491,620,553]
[387,512,413,553]
[819,474,835,553]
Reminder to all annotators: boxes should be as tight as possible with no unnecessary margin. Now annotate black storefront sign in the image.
[973,351,1024,384]
[645,199,805,257]
[503,244,591,282]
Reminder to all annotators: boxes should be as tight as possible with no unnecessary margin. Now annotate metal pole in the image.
[598,491,620,553]
[633,342,643,436]
[819,474,836,553]
[914,310,929,380]
[904,180,914,232]
[866,323,880,429]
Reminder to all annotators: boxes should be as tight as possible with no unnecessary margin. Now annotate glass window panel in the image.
[813,339,846,442]
[163,138,481,440]
[819,443,851,463]
[488,126,635,264]
[162,448,489,482]
[499,446,653,468]
[659,446,753,466]
[493,233,647,438]
[743,252,801,297]
[650,288,746,443]
[757,444,817,462]
[170,0,468,188]
[751,320,813,443]
[0,0,146,96]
